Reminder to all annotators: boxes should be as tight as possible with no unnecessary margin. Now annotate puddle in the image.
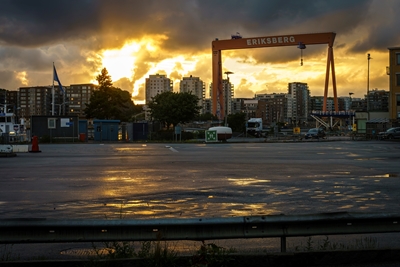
[362,173,398,178]
[61,247,114,257]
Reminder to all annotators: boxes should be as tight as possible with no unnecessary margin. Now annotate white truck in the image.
[246,118,264,137]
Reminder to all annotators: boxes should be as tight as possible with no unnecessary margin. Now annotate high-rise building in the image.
[0,89,5,106]
[255,93,288,125]
[210,79,234,119]
[145,74,173,104]
[67,83,97,118]
[367,89,389,112]
[179,75,205,113]
[243,99,258,119]
[288,82,310,125]
[6,90,18,114]
[19,86,55,119]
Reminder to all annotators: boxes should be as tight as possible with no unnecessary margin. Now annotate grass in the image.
[0,244,18,261]
[292,236,378,252]
[87,240,236,267]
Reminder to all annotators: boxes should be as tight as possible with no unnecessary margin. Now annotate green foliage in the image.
[96,68,113,89]
[195,112,218,121]
[84,68,140,121]
[148,91,201,129]
[227,112,246,132]
[190,241,236,267]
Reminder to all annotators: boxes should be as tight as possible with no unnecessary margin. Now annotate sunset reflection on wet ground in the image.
[1,142,399,220]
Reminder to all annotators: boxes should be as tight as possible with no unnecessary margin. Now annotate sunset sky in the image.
[1,0,399,104]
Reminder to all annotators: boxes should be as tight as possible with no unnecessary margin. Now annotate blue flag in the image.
[53,65,64,93]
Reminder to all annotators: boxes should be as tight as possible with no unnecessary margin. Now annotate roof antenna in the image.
[297,42,306,66]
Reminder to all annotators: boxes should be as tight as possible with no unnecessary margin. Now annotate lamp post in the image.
[348,92,353,110]
[224,71,233,126]
[367,53,371,113]
[349,92,353,130]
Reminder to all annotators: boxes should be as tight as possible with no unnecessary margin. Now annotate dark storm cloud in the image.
[0,0,377,51]
[0,0,398,94]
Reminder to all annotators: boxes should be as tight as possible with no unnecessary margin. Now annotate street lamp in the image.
[348,92,353,110]
[348,92,353,130]
[367,53,371,113]
[224,71,233,126]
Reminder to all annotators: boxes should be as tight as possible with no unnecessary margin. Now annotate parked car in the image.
[381,127,400,139]
[305,128,326,139]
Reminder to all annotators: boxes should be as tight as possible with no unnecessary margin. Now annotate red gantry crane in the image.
[211,32,338,120]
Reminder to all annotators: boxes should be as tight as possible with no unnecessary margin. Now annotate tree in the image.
[227,112,246,132]
[97,68,113,89]
[84,68,139,121]
[195,112,218,121]
[147,91,201,129]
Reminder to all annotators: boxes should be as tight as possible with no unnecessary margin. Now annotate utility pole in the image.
[367,53,371,113]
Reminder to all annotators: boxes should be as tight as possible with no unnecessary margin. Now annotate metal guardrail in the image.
[1,212,399,252]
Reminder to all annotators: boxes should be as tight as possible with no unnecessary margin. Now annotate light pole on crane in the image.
[367,53,371,114]
[224,71,233,126]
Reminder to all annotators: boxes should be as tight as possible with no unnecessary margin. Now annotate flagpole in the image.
[52,62,55,116]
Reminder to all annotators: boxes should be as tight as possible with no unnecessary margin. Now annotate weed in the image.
[0,244,17,261]
[190,241,236,267]
[145,240,178,267]
[319,236,331,251]
[292,236,378,252]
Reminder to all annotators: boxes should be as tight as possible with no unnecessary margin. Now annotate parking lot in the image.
[1,140,400,260]
[1,140,400,219]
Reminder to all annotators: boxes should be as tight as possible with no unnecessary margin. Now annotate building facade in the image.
[145,74,173,104]
[67,83,97,118]
[179,75,205,113]
[288,82,310,125]
[367,89,389,112]
[255,93,288,125]
[210,79,234,119]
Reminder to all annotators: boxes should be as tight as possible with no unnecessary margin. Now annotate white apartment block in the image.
[179,75,205,113]
[144,74,173,120]
[145,74,173,104]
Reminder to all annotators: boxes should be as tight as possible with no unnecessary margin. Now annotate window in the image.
[48,118,56,129]
[397,53,400,65]
[397,94,400,106]
[397,73,400,86]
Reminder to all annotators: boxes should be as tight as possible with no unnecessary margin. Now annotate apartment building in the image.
[288,82,310,125]
[210,79,234,118]
[243,99,258,119]
[367,89,389,112]
[145,74,173,104]
[18,86,63,119]
[67,83,97,118]
[0,89,18,114]
[203,98,212,114]
[255,93,288,125]
[179,75,205,113]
